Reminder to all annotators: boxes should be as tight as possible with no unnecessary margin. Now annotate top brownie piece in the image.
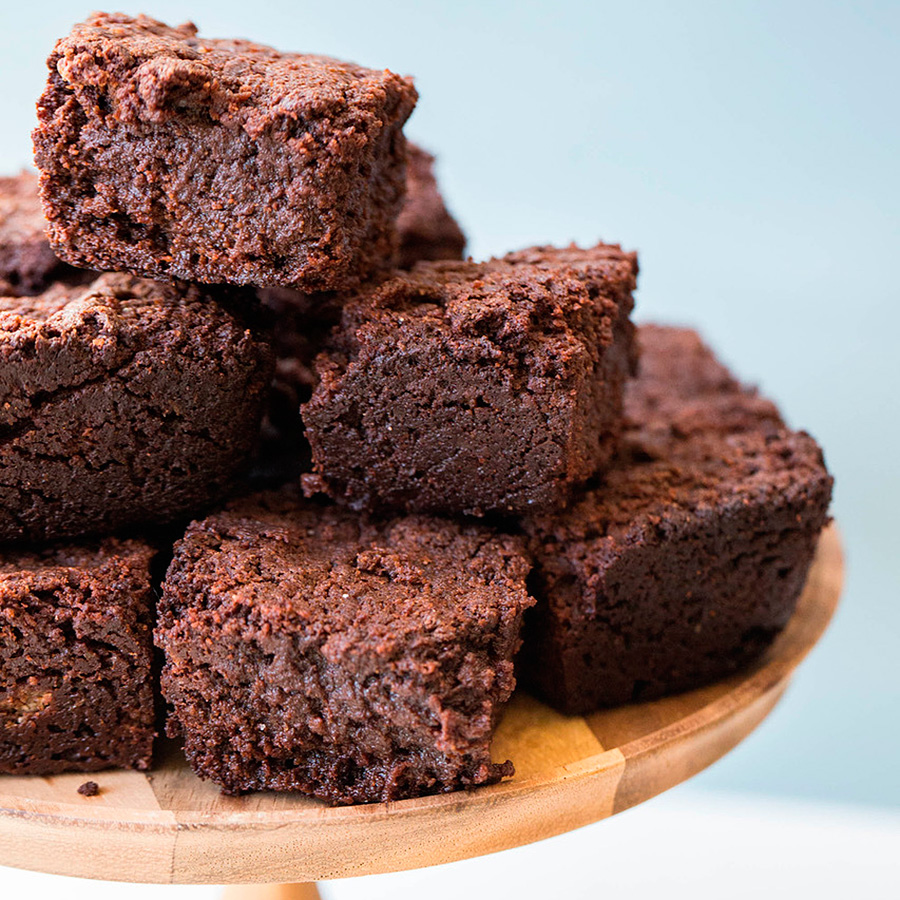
[0,171,92,295]
[302,243,637,516]
[33,13,417,291]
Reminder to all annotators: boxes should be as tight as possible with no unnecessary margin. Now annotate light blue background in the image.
[1,1,897,809]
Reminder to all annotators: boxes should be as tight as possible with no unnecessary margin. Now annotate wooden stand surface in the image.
[0,526,842,886]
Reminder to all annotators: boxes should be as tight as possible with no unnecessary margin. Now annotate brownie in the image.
[33,13,418,291]
[156,489,533,804]
[0,537,157,774]
[301,243,638,516]
[520,325,834,714]
[0,272,274,542]
[397,145,466,268]
[623,324,785,458]
[0,170,93,295]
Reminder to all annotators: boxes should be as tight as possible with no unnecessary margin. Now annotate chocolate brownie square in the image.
[0,170,92,295]
[397,144,466,268]
[0,272,274,542]
[520,325,833,714]
[0,538,157,774]
[301,243,638,516]
[33,13,417,291]
[157,489,533,804]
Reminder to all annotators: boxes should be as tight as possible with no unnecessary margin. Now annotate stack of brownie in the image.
[0,13,832,803]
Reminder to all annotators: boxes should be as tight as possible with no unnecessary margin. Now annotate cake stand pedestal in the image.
[0,527,842,898]
[223,885,321,899]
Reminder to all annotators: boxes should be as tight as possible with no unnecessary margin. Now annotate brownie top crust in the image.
[501,243,638,294]
[526,429,831,552]
[0,272,264,427]
[0,537,155,580]
[48,13,416,133]
[525,323,833,558]
[326,242,637,371]
[0,537,157,644]
[169,490,533,651]
[625,324,784,451]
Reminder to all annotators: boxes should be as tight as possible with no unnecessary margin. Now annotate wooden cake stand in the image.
[0,526,843,899]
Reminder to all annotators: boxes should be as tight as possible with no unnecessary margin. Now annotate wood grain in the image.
[0,526,843,885]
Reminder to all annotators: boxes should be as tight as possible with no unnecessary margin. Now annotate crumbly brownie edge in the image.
[0,539,158,774]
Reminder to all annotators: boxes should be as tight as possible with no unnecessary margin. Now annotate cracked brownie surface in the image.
[0,272,274,542]
[520,325,833,713]
[0,537,157,774]
[301,243,638,516]
[33,13,417,291]
[157,487,533,804]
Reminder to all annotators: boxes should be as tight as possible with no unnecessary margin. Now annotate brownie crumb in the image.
[77,781,99,797]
